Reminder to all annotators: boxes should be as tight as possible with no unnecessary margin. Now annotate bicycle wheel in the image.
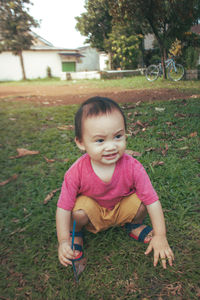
[168,64,184,81]
[145,65,159,81]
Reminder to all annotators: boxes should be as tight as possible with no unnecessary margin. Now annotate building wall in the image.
[0,52,22,81]
[23,51,62,79]
[144,34,155,50]
[76,47,100,71]
[0,50,63,81]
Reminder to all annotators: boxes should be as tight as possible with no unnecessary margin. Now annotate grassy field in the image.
[0,79,200,299]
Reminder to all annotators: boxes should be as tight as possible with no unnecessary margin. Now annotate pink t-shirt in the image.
[57,153,158,211]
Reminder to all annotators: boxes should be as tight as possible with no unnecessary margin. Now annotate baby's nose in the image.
[105,141,116,150]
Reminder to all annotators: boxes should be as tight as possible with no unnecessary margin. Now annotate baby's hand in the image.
[145,235,174,269]
[58,240,76,267]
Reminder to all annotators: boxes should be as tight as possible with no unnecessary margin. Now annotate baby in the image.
[56,96,174,269]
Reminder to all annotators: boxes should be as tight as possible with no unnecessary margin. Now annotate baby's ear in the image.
[74,137,86,151]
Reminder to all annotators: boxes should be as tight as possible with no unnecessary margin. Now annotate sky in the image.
[29,0,87,49]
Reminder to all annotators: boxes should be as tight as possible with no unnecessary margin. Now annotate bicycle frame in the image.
[158,58,176,75]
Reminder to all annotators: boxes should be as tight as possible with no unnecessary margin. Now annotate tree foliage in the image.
[106,25,143,69]
[0,0,39,79]
[109,0,200,77]
[76,0,144,69]
[75,0,112,51]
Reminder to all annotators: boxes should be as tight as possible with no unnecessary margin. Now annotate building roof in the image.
[59,52,84,57]
[31,32,78,51]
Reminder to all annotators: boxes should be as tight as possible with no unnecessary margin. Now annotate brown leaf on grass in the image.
[57,125,74,130]
[10,148,39,159]
[189,131,197,138]
[136,120,145,128]
[44,156,55,163]
[125,279,138,294]
[44,156,69,163]
[162,144,169,156]
[164,282,182,296]
[125,150,142,157]
[134,111,142,116]
[0,174,18,186]
[152,161,164,167]
[43,188,60,205]
[174,113,186,118]
[131,129,140,136]
[62,158,70,162]
[166,122,173,127]
[145,147,156,152]
[135,100,141,106]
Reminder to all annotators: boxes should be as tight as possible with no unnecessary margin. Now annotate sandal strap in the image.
[74,243,83,252]
[138,226,152,242]
[125,223,143,232]
[70,230,83,238]
[72,243,83,261]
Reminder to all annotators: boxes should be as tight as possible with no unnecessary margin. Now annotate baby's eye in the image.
[96,139,104,143]
[115,134,122,139]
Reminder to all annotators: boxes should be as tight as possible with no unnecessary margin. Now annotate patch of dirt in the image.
[0,84,198,106]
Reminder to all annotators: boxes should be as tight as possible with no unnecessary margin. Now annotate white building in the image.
[0,33,109,81]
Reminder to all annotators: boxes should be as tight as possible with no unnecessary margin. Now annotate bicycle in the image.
[145,56,185,82]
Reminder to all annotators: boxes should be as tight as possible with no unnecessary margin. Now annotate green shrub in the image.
[185,46,199,69]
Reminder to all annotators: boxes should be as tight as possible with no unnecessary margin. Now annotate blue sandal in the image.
[70,230,84,261]
[125,223,152,244]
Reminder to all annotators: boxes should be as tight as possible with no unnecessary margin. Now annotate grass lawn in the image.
[0,89,200,299]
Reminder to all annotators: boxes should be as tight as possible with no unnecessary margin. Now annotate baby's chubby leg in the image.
[72,209,89,231]
[71,210,89,256]
[130,203,153,242]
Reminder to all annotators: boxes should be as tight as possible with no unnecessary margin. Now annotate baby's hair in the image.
[75,96,126,141]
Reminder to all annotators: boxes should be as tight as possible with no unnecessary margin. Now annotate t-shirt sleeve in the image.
[133,159,159,205]
[57,162,81,211]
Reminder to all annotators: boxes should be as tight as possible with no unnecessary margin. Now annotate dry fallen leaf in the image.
[125,150,142,157]
[0,174,18,186]
[57,125,74,130]
[62,158,70,163]
[162,144,169,156]
[10,148,39,159]
[136,120,145,128]
[189,131,197,138]
[145,147,156,152]
[174,113,186,118]
[166,122,173,126]
[44,156,69,163]
[44,188,60,204]
[152,161,164,167]
[44,156,55,163]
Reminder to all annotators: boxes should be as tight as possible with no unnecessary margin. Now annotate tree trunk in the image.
[19,50,26,80]
[160,47,167,80]
[108,52,112,70]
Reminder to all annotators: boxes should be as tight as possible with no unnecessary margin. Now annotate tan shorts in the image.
[73,193,141,233]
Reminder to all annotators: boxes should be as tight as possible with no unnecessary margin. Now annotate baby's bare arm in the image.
[146,201,174,269]
[56,207,76,266]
